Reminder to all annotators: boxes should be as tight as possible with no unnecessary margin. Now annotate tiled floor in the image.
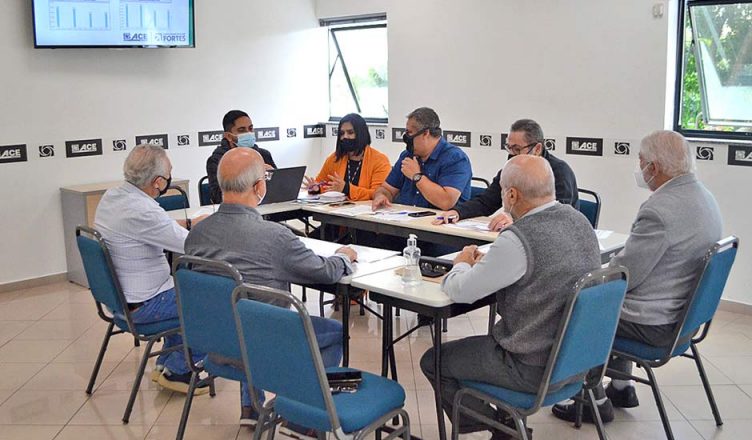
[1,281,752,439]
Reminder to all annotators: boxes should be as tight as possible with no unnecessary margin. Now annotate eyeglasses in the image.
[504,142,538,155]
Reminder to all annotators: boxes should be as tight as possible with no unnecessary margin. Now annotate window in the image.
[322,15,388,123]
[675,1,752,141]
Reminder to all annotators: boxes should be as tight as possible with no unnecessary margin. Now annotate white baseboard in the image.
[0,273,68,293]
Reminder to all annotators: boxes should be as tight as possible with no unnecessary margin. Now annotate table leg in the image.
[434,316,447,440]
[339,284,350,367]
[381,304,393,377]
[487,303,497,334]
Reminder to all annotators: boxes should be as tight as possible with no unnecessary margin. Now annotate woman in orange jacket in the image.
[307,113,390,201]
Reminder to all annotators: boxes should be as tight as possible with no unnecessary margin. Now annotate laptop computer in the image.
[260,166,306,205]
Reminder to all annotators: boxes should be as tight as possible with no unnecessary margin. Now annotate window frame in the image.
[673,0,752,142]
[323,17,388,124]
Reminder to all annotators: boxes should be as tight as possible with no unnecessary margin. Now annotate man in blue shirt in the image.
[372,107,472,210]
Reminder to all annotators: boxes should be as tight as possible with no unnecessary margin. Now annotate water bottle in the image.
[402,234,422,285]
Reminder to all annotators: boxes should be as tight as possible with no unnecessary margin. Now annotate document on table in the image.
[366,210,419,222]
[595,230,613,251]
[445,219,492,232]
[332,204,374,216]
[190,206,216,218]
[299,237,398,263]
[439,243,492,260]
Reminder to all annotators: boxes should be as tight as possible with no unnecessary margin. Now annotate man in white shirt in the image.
[95,143,207,394]
[420,155,600,439]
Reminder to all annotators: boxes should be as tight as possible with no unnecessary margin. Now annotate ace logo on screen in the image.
[0,144,28,163]
[445,131,471,148]
[729,145,752,167]
[198,131,224,147]
[254,127,280,142]
[304,124,325,138]
[135,134,168,149]
[392,128,406,142]
[566,137,603,156]
[65,139,103,158]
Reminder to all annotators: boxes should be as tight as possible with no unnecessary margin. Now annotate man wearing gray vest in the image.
[553,130,723,424]
[420,155,600,439]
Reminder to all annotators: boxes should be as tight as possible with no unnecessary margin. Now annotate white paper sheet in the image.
[332,205,375,217]
[299,238,399,263]
[445,219,492,232]
[595,229,613,239]
[190,206,217,218]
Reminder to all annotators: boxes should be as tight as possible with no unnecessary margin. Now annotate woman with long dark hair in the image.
[306,113,390,200]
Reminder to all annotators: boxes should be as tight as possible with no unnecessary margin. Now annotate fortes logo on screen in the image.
[123,33,186,43]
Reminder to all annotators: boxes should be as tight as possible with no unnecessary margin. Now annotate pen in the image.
[435,215,458,221]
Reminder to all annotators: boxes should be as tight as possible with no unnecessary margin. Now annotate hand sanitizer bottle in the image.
[402,234,422,285]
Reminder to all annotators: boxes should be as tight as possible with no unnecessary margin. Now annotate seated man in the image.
[553,130,723,423]
[420,155,600,439]
[94,144,207,393]
[372,106,472,211]
[206,109,277,204]
[435,119,578,231]
[185,147,357,436]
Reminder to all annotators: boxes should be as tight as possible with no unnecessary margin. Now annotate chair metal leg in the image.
[318,292,325,317]
[587,387,608,440]
[691,343,723,426]
[395,307,400,317]
[301,287,307,302]
[208,377,216,397]
[450,392,462,440]
[176,372,198,440]
[87,321,115,394]
[123,336,157,423]
[575,390,584,429]
[487,303,497,334]
[643,364,675,440]
[134,337,140,347]
[514,415,529,440]
[442,317,448,333]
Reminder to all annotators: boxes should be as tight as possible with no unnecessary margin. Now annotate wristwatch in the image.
[412,173,424,183]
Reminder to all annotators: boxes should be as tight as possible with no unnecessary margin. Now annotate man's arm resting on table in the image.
[415,177,462,211]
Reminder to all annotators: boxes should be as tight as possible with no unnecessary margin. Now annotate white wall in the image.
[0,0,329,284]
[316,0,752,304]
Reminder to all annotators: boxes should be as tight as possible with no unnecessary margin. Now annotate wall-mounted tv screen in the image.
[32,0,195,48]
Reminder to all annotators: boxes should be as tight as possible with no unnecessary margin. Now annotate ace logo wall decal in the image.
[304,124,326,138]
[254,127,280,142]
[728,145,752,167]
[177,134,190,146]
[39,144,55,158]
[566,137,603,156]
[479,134,493,147]
[392,128,406,142]
[696,146,714,161]
[66,139,103,158]
[0,144,28,164]
[198,131,224,147]
[444,130,471,148]
[135,134,168,149]
[113,139,127,151]
[614,142,630,155]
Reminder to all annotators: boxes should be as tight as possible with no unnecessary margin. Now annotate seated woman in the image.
[306,113,391,201]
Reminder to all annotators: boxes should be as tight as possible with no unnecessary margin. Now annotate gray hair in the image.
[500,156,555,199]
[510,119,545,145]
[123,144,169,188]
[639,130,694,177]
[218,155,265,193]
[407,107,442,137]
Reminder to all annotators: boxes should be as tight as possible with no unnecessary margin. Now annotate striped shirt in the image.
[94,182,187,303]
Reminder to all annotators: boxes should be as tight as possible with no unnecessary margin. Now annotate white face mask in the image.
[255,181,266,205]
[633,162,654,190]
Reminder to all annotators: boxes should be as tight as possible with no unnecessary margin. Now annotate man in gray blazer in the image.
[185,147,357,436]
[553,130,723,424]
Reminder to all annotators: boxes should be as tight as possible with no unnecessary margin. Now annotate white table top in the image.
[351,268,453,307]
[298,237,404,284]
[172,200,302,220]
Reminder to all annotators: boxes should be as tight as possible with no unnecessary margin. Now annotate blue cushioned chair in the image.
[232,283,411,440]
[75,225,184,424]
[606,236,739,440]
[156,185,190,212]
[198,176,212,206]
[470,176,491,199]
[173,255,264,440]
[577,188,601,229]
[451,266,629,440]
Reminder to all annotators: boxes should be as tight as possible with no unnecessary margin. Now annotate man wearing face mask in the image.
[372,107,472,211]
[185,147,356,433]
[420,155,600,439]
[206,110,277,204]
[95,144,209,393]
[435,119,578,231]
[552,130,723,424]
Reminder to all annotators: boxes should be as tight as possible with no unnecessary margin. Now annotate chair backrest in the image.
[577,188,601,228]
[533,266,629,410]
[75,226,133,330]
[675,236,739,344]
[156,186,189,212]
[232,283,340,433]
[198,176,212,206]
[173,255,244,364]
[470,176,491,199]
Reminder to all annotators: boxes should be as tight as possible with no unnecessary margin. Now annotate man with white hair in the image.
[420,155,600,439]
[552,130,723,423]
[95,144,208,394]
[185,147,357,436]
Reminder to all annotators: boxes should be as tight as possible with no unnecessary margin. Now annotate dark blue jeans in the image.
[129,288,204,375]
[240,315,343,408]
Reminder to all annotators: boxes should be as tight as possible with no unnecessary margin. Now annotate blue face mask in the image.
[235,132,256,148]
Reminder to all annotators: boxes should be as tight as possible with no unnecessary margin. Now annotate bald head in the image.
[501,155,555,217]
[218,147,265,195]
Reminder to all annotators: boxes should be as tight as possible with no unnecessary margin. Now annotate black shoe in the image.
[551,399,614,424]
[606,383,639,408]
[240,406,259,427]
[417,314,434,327]
[157,370,210,395]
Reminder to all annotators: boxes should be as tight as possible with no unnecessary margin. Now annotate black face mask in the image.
[158,175,172,197]
[340,138,359,153]
[403,129,427,156]
[507,153,516,161]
